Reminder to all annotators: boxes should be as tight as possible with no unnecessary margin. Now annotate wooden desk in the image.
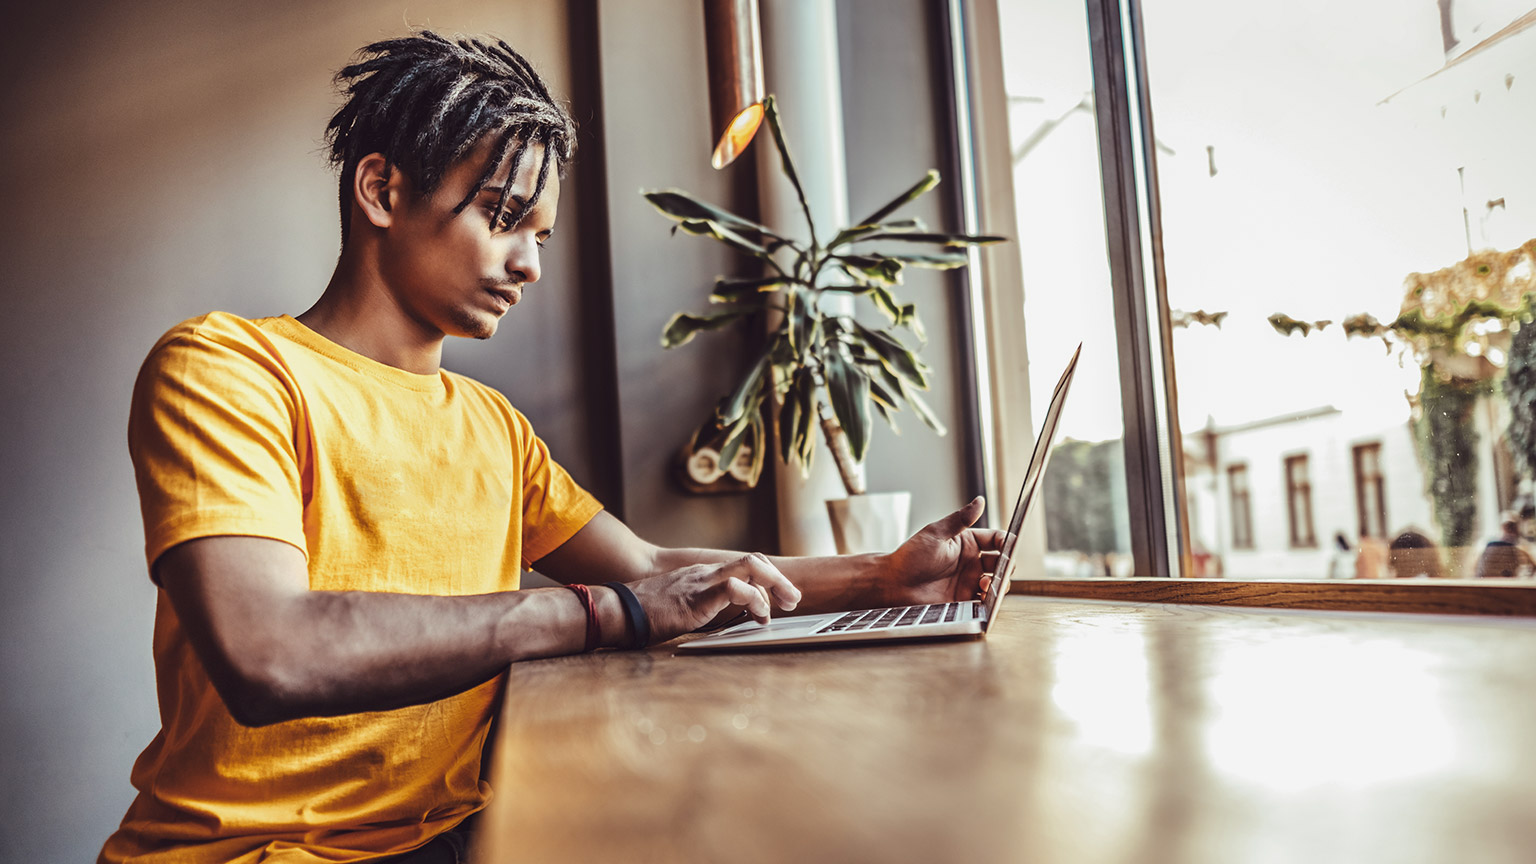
[475,597,1536,863]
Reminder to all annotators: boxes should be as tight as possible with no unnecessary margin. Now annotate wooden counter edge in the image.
[1010,578,1536,616]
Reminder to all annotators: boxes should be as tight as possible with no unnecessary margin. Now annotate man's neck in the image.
[298,261,445,375]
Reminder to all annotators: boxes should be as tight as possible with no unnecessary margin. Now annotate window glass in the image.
[1143,0,1536,578]
[996,0,1135,579]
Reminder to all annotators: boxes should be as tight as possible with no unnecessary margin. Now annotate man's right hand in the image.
[625,553,802,643]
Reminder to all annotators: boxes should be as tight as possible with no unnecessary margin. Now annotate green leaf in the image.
[869,392,900,433]
[661,308,751,348]
[762,95,819,247]
[796,380,817,473]
[823,348,872,463]
[778,375,802,465]
[710,276,790,304]
[717,396,759,470]
[881,251,971,270]
[675,218,771,257]
[905,388,948,436]
[717,353,771,427]
[853,322,930,389]
[859,232,1006,246]
[836,255,904,286]
[869,286,902,323]
[897,304,927,343]
[643,189,782,242]
[855,170,940,228]
[830,217,933,249]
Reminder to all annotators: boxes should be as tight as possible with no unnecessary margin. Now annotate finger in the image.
[977,550,1002,574]
[928,496,985,539]
[724,575,773,622]
[740,552,801,611]
[967,527,1009,553]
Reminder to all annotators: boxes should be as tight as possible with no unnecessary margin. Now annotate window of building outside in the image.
[1228,464,1253,550]
[1285,455,1317,548]
[1354,442,1389,539]
[994,0,1136,579]
[1137,0,1536,579]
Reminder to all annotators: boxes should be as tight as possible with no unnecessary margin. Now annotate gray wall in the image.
[0,1,968,860]
[840,0,973,526]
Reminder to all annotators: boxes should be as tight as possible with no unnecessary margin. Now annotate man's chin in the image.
[447,310,500,341]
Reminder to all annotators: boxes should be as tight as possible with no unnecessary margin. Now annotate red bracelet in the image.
[564,583,601,653]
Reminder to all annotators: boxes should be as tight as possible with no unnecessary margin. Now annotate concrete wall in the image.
[0,1,970,860]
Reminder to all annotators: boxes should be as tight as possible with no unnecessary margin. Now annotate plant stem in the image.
[817,400,866,496]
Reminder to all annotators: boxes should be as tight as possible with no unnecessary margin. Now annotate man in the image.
[100,31,999,864]
[1474,513,1534,578]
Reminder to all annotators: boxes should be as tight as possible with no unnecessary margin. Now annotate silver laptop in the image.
[679,344,1081,652]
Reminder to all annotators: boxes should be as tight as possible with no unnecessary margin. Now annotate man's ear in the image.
[352,152,399,230]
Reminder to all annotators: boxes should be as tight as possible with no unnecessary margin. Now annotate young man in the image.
[101,31,999,863]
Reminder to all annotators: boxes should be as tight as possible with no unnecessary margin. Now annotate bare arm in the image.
[156,536,621,726]
[159,534,795,727]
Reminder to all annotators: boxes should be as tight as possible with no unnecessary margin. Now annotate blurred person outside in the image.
[1474,512,1535,578]
[1388,529,1444,579]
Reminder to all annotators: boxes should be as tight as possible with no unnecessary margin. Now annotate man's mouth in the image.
[487,285,521,309]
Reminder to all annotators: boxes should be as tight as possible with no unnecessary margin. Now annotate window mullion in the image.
[1084,0,1186,577]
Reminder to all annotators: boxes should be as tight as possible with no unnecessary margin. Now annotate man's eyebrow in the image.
[480,187,527,205]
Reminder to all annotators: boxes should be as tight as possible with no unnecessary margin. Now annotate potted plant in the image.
[644,95,1005,551]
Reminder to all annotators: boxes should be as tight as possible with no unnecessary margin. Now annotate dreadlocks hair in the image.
[323,30,576,243]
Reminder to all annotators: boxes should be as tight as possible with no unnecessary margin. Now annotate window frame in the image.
[1227,463,1253,550]
[1284,454,1317,549]
[1353,442,1388,540]
[954,0,1536,616]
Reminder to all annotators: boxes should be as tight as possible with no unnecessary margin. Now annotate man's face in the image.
[376,137,560,340]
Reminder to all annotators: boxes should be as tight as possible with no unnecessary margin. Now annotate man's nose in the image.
[506,237,540,285]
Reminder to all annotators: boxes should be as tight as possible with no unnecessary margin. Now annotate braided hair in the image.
[324,30,576,242]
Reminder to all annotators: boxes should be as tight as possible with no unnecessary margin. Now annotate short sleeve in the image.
[128,324,309,577]
[512,408,603,568]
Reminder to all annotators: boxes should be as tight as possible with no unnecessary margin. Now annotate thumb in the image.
[930,496,985,538]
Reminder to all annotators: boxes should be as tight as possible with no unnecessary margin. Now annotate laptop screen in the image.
[980,344,1081,625]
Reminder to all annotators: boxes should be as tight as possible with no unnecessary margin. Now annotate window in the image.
[1285,455,1316,549]
[962,0,1536,611]
[1227,464,1252,550]
[984,0,1136,580]
[1353,443,1388,540]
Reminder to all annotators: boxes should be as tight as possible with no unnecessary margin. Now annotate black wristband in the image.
[605,582,651,650]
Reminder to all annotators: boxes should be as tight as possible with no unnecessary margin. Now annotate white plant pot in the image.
[826,492,912,555]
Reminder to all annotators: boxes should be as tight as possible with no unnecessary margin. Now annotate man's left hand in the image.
[882,497,1009,606]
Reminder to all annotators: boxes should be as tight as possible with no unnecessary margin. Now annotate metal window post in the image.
[1084,0,1188,578]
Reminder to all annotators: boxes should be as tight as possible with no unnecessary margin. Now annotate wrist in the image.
[595,585,630,649]
[861,552,896,607]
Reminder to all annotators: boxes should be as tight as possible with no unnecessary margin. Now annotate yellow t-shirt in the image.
[101,312,602,863]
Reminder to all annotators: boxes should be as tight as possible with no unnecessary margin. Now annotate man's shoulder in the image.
[148,310,285,356]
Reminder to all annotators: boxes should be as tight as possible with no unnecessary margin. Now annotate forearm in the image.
[651,547,894,614]
[201,585,627,726]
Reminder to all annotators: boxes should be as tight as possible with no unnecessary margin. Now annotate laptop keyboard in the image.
[817,602,964,634]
